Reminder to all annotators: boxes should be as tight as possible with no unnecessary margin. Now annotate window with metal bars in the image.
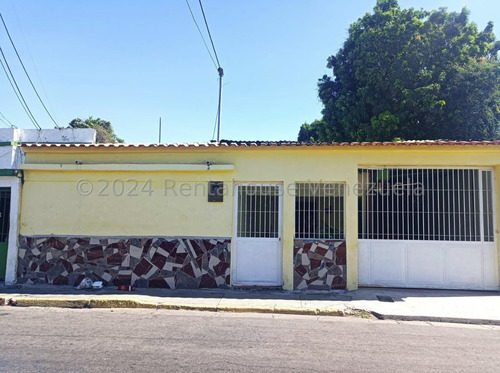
[0,188,10,242]
[358,168,495,242]
[236,185,280,238]
[295,183,345,240]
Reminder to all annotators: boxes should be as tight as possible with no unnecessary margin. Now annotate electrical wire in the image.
[198,0,221,68]
[186,0,224,142]
[0,111,15,128]
[0,57,37,129]
[0,117,11,128]
[0,54,40,129]
[0,13,59,128]
[185,0,218,70]
[11,2,59,125]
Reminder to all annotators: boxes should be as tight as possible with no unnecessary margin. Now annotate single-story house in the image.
[0,128,95,283]
[5,140,500,291]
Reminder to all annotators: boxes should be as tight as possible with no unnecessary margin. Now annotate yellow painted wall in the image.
[496,166,500,280]
[20,145,500,290]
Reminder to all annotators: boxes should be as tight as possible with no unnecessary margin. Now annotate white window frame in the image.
[294,182,346,240]
[358,167,496,243]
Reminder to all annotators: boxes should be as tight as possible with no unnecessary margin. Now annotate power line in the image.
[11,2,59,125]
[0,116,10,127]
[198,0,221,68]
[0,13,59,128]
[185,0,218,70]
[0,57,38,129]
[0,111,15,128]
[0,117,12,128]
[186,0,224,142]
[198,0,224,142]
[0,54,40,129]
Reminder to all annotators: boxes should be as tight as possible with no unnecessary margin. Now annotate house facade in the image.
[0,128,95,284]
[10,140,500,291]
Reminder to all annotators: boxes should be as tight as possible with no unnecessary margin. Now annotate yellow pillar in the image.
[281,179,295,290]
[345,171,359,290]
[495,167,500,286]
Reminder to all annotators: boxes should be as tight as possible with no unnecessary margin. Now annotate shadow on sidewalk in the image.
[1,282,498,302]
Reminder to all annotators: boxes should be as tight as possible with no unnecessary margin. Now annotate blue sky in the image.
[0,0,499,143]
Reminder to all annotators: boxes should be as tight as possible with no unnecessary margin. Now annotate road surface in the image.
[0,307,499,372]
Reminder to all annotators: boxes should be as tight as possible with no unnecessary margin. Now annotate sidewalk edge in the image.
[371,311,500,326]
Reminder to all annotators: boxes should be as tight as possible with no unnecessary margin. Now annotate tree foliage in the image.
[297,119,327,142]
[68,116,124,143]
[299,0,500,142]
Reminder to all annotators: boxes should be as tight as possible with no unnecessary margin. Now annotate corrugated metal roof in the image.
[21,140,500,148]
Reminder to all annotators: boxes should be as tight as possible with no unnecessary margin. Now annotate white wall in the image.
[0,128,96,171]
[0,128,96,144]
[358,239,499,290]
[2,177,20,285]
[0,147,19,169]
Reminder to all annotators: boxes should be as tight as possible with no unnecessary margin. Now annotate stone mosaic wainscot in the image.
[293,240,346,290]
[17,237,231,288]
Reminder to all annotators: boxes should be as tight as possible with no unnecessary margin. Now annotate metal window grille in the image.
[236,185,279,238]
[295,183,345,240]
[482,171,495,242]
[358,168,494,242]
[0,188,9,281]
[0,188,10,242]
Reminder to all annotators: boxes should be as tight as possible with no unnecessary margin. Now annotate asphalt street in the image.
[0,307,499,372]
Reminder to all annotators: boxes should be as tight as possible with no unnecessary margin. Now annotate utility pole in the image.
[217,67,223,142]
[158,117,162,143]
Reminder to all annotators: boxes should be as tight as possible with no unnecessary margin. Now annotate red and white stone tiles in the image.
[293,240,347,290]
[17,237,231,289]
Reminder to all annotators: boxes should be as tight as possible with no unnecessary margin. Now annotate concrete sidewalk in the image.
[1,284,499,325]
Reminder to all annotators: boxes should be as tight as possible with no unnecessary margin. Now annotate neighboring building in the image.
[8,140,500,291]
[0,128,96,284]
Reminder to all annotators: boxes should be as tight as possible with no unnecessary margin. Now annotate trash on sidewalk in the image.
[76,277,93,290]
[92,281,103,289]
[117,285,135,291]
[76,278,104,290]
[76,277,102,290]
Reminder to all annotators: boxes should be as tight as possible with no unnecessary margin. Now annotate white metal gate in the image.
[358,168,498,290]
[233,184,282,286]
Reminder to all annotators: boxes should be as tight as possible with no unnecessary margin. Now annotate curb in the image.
[1,296,348,317]
[157,303,218,312]
[2,296,499,325]
[88,299,157,309]
[6,297,158,310]
[10,298,90,308]
[371,311,500,326]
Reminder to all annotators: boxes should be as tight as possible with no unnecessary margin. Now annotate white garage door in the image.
[358,168,498,290]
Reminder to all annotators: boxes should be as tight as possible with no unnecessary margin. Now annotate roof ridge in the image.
[21,140,500,148]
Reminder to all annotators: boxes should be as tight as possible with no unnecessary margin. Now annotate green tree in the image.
[298,119,327,142]
[68,116,124,143]
[303,0,500,142]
